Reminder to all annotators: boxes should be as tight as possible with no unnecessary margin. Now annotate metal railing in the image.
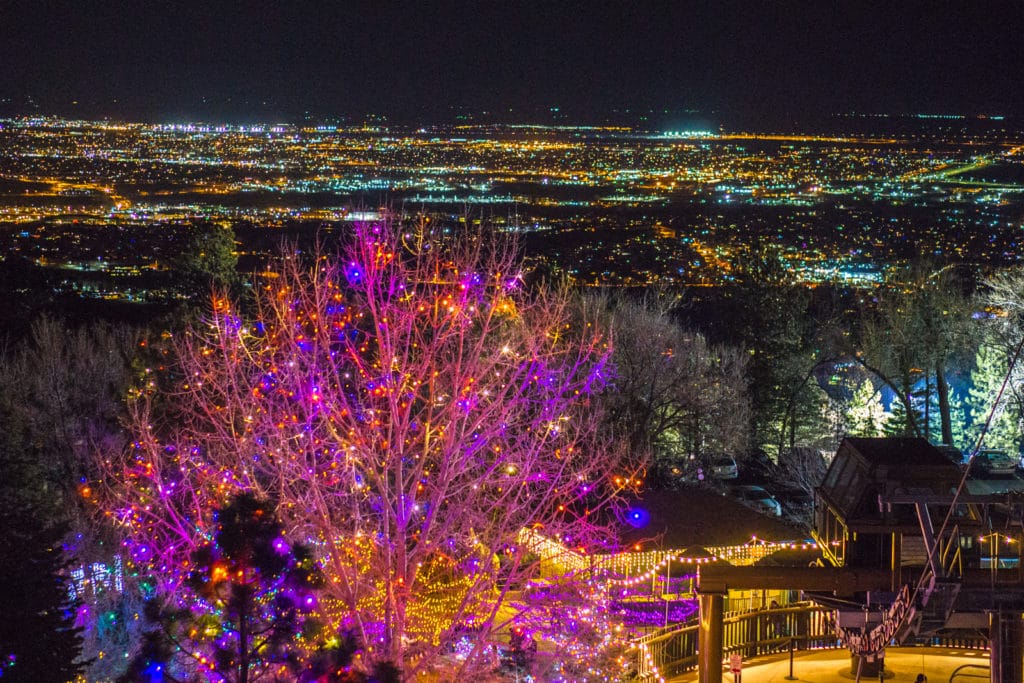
[949,663,990,681]
[939,523,964,579]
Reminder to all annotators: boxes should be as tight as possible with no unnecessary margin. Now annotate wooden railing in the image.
[634,603,836,680]
[632,603,990,681]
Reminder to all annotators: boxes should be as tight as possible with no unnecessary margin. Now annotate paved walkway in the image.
[669,647,992,682]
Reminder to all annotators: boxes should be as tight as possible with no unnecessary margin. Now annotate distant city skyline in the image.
[2,2,1023,123]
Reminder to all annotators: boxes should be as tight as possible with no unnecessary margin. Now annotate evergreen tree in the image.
[173,222,240,300]
[883,386,926,438]
[730,247,816,456]
[122,494,326,683]
[843,379,888,437]
[946,387,971,452]
[0,419,85,682]
[966,344,1021,452]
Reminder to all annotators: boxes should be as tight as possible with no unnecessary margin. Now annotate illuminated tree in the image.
[966,343,1022,451]
[976,269,1024,450]
[842,379,888,438]
[121,494,324,683]
[102,221,633,678]
[858,264,973,444]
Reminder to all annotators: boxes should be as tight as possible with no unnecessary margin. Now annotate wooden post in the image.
[699,590,725,683]
[990,610,1024,683]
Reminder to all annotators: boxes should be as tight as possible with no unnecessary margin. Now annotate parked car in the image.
[971,449,1017,477]
[741,448,778,483]
[728,484,783,516]
[710,456,739,480]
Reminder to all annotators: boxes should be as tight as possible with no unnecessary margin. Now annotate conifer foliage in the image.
[122,494,324,683]
[0,443,84,683]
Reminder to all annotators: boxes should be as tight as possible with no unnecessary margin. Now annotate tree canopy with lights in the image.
[102,221,635,678]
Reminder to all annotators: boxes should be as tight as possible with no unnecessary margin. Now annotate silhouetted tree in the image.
[725,246,825,457]
[0,316,140,679]
[581,292,750,481]
[0,316,138,508]
[0,418,85,682]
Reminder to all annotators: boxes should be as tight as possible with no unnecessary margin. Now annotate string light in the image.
[101,220,643,677]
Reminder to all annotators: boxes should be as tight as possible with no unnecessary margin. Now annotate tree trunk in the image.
[238,590,249,683]
[924,373,931,438]
[936,362,953,445]
[902,372,918,437]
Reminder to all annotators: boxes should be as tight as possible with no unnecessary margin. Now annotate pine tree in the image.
[122,494,326,683]
[0,419,85,683]
[883,388,926,438]
[966,344,1021,452]
[946,387,971,452]
[843,379,888,437]
[172,222,240,302]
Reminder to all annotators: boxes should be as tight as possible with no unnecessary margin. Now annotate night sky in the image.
[2,1,1023,124]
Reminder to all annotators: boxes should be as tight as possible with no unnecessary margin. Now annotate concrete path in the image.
[669,647,991,682]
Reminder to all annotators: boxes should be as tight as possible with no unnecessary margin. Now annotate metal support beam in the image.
[914,502,940,577]
[698,590,725,683]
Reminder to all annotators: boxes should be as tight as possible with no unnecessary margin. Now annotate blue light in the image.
[624,507,650,528]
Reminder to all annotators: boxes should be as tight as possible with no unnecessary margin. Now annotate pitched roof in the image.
[818,437,963,524]
[843,437,960,472]
[619,487,809,549]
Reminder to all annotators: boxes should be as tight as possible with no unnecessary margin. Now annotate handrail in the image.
[634,603,837,680]
[632,603,990,680]
[938,524,964,579]
[949,663,990,682]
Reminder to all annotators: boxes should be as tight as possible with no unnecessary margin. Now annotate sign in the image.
[730,654,742,673]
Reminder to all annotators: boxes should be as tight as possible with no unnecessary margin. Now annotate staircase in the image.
[893,575,962,643]
[917,577,961,635]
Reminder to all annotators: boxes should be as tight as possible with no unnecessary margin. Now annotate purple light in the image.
[272,537,289,554]
[612,597,699,626]
[345,262,363,284]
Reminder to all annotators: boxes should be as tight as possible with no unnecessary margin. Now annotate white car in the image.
[729,485,783,516]
[972,449,1017,477]
[710,456,739,480]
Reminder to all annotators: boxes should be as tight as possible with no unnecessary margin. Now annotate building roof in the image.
[818,437,963,527]
[843,437,961,472]
[619,487,809,550]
